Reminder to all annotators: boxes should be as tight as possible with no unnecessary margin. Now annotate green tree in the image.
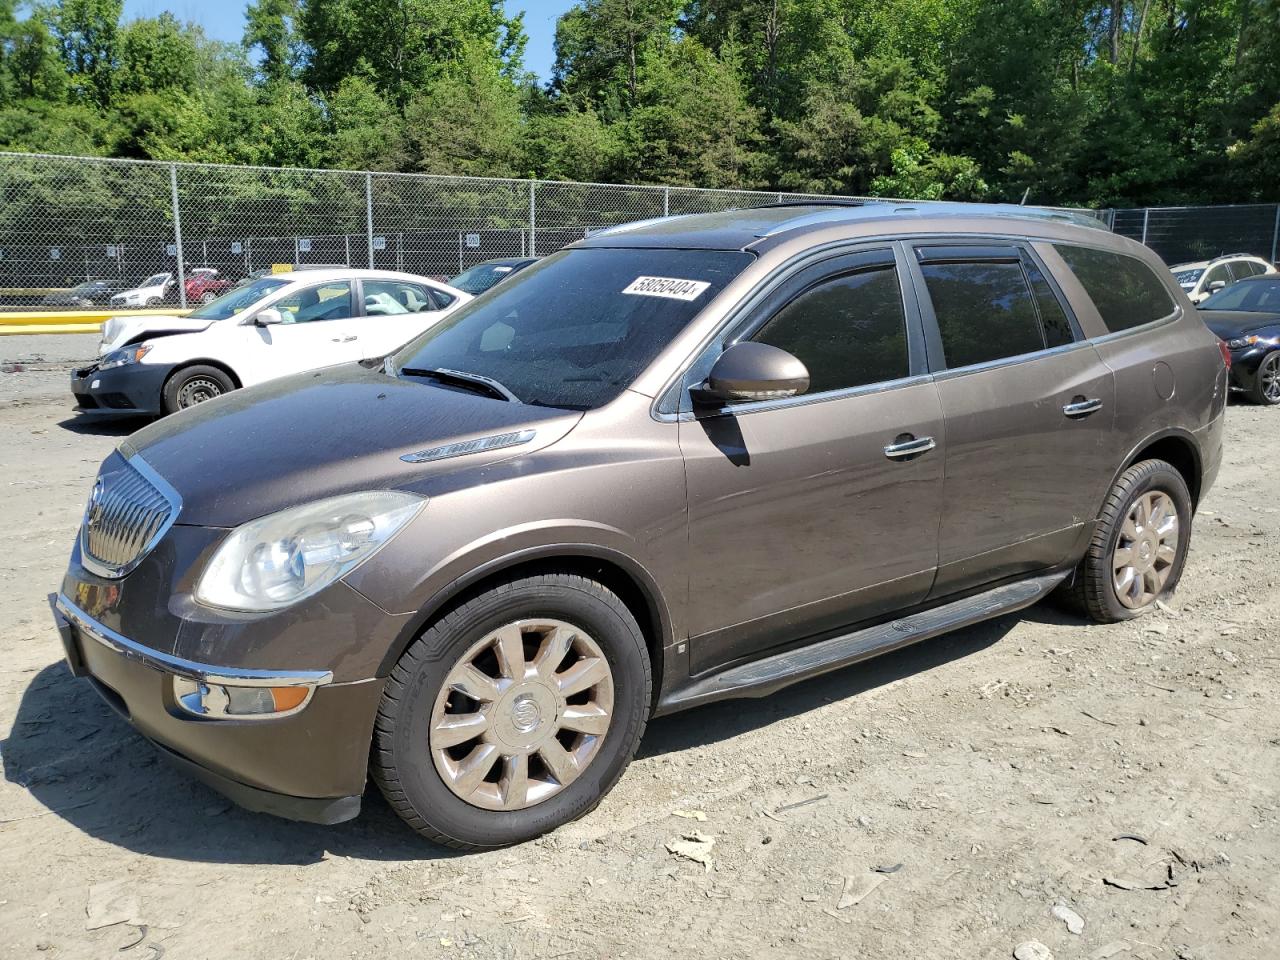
[115,13,196,97]
[44,0,122,105]
[325,75,406,170]
[244,0,301,85]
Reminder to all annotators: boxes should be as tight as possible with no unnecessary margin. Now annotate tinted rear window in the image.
[920,260,1045,368]
[1054,244,1176,331]
[392,248,752,410]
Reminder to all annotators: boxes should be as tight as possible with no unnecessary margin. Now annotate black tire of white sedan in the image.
[1249,351,1280,405]
[1065,458,1192,623]
[372,573,652,850]
[162,364,234,414]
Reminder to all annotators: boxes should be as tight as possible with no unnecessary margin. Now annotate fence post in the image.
[1272,205,1279,266]
[529,180,537,257]
[663,186,670,217]
[1141,208,1150,246]
[169,164,187,308]
[365,173,375,268]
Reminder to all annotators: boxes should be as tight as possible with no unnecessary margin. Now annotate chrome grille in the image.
[80,454,180,578]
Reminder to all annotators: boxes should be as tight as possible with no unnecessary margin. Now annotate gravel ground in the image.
[1,334,1277,960]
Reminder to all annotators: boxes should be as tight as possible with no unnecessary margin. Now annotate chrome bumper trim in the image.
[54,594,333,688]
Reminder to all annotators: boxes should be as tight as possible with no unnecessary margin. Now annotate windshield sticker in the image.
[622,276,712,301]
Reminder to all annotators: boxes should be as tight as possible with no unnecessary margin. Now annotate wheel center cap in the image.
[1138,540,1153,562]
[510,694,542,733]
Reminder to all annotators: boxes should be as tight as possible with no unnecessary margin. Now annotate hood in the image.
[100,314,216,353]
[1199,309,1280,340]
[119,363,582,527]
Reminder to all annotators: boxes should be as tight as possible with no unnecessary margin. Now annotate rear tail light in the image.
[1218,340,1231,369]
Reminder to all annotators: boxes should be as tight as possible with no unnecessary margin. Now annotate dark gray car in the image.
[50,202,1227,849]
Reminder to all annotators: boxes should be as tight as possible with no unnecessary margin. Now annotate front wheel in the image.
[199,291,217,304]
[161,364,234,414]
[372,572,651,849]
[1249,351,1280,406]
[1063,459,1192,622]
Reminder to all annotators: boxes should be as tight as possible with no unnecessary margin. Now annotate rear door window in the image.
[1053,244,1176,331]
[362,279,437,316]
[914,245,1070,369]
[749,255,908,393]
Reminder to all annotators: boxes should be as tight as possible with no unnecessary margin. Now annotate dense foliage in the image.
[0,0,1275,206]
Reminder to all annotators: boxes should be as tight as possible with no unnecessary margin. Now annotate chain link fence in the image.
[0,152,871,311]
[1110,204,1280,267]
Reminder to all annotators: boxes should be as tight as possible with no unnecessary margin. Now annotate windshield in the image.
[449,262,522,295]
[1200,278,1280,313]
[1172,268,1203,288]
[187,277,291,320]
[68,282,102,294]
[392,248,753,410]
[142,273,169,287]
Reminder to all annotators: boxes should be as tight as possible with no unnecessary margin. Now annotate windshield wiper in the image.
[399,366,522,403]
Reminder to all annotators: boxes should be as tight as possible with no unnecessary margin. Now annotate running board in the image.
[657,571,1069,714]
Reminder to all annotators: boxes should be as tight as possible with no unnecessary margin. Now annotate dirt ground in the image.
[1,334,1277,960]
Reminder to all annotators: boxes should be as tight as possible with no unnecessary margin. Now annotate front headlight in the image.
[98,344,151,369]
[194,491,425,611]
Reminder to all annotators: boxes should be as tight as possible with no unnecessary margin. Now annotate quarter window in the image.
[750,263,909,393]
[918,259,1045,368]
[1054,244,1176,331]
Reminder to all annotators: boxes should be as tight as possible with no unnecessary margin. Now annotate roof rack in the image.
[751,200,1108,237]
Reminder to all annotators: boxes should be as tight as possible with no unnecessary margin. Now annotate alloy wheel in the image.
[430,619,615,811]
[1112,490,1179,609]
[176,377,223,408]
[1260,353,1280,404]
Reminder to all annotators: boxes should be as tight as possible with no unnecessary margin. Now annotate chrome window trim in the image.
[55,594,333,688]
[79,453,183,580]
[930,338,1094,382]
[655,372,935,423]
[1086,309,1182,346]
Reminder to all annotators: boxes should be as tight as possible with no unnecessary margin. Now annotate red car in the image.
[185,268,234,304]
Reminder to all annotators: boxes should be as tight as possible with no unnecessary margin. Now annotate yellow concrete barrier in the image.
[0,307,190,335]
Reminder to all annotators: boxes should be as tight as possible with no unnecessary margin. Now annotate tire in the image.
[161,364,234,414]
[1248,350,1280,405]
[200,291,217,304]
[1062,459,1192,623]
[144,297,161,307]
[372,572,652,850]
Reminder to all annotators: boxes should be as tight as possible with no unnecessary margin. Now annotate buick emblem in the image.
[86,478,105,528]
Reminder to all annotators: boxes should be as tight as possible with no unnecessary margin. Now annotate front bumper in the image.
[70,361,171,416]
[50,593,383,824]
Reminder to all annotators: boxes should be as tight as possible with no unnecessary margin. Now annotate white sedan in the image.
[74,269,471,416]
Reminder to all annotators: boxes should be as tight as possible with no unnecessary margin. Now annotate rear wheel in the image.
[372,573,651,849]
[1249,351,1280,405]
[199,291,217,304]
[1063,459,1192,623]
[162,364,234,414]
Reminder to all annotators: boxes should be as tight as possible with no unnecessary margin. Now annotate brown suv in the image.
[50,202,1227,849]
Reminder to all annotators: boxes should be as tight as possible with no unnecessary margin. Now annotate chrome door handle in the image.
[331,335,358,343]
[883,435,936,460]
[1063,397,1103,417]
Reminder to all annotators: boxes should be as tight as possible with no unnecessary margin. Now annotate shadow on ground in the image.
[3,609,1029,864]
[56,415,150,437]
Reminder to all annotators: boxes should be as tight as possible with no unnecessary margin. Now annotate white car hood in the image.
[99,314,216,354]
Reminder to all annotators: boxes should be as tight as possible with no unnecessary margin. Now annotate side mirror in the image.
[1208,280,1226,291]
[693,341,810,405]
[254,307,284,326]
